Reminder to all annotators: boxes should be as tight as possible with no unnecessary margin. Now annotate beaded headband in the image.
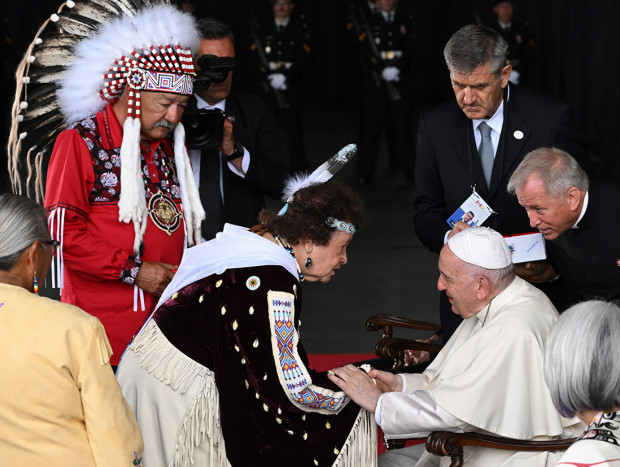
[326,216,356,235]
[103,47,196,119]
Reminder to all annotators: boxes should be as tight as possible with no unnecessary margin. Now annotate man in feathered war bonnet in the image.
[43,4,205,368]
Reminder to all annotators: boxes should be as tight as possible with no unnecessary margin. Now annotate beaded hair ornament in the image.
[279,143,358,234]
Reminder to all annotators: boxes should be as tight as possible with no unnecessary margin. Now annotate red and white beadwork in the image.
[100,44,195,119]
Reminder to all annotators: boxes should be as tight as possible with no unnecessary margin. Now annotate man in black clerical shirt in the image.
[508,147,620,304]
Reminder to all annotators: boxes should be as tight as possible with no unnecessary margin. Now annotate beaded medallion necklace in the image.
[143,150,183,236]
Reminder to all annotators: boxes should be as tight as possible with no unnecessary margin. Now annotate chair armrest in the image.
[426,431,576,467]
[374,337,443,372]
[366,314,440,339]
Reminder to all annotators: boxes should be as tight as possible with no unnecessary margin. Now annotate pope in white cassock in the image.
[328,227,582,466]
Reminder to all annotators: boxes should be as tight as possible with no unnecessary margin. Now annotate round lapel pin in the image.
[616,258,620,267]
[513,130,524,140]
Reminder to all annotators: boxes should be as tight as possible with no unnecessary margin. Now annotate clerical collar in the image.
[195,93,226,112]
[475,299,493,328]
[571,191,589,229]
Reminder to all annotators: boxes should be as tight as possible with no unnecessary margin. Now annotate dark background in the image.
[1,1,618,354]
[2,0,620,192]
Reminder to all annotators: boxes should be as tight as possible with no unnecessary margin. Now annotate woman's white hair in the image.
[0,194,48,270]
[544,300,620,416]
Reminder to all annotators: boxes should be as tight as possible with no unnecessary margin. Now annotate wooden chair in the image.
[425,431,575,466]
[366,314,576,464]
[365,314,442,372]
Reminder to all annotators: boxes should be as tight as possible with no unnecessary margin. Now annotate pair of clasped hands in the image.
[327,365,402,413]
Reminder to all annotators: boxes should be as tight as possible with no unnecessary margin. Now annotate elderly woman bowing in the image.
[544,300,620,465]
[0,194,143,465]
[117,179,377,467]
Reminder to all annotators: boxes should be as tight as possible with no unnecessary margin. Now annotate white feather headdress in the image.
[278,143,357,215]
[8,1,205,252]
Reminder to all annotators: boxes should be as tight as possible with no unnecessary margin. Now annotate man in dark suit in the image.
[413,24,588,344]
[508,147,620,303]
[189,18,290,240]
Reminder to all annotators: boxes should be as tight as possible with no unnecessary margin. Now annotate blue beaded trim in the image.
[326,217,356,235]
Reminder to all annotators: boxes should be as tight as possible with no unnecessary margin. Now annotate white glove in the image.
[381,66,400,82]
[268,73,287,90]
[509,69,520,85]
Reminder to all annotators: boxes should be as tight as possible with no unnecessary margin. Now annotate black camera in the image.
[182,55,236,149]
[183,108,225,149]
[193,54,236,91]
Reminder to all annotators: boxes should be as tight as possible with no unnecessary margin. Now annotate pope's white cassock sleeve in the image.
[377,278,578,442]
[376,374,472,438]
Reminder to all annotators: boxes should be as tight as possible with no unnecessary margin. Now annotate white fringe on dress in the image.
[333,408,378,467]
[129,320,377,467]
[131,320,229,467]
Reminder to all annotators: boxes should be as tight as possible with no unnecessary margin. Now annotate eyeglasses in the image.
[42,240,60,254]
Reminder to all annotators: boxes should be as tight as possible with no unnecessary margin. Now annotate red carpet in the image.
[308,354,426,456]
[307,353,376,371]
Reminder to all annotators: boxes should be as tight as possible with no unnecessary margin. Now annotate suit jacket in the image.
[549,180,620,302]
[191,90,290,231]
[414,84,588,339]
[414,84,588,254]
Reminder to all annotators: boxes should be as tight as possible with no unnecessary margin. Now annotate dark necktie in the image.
[478,122,494,187]
[199,147,224,240]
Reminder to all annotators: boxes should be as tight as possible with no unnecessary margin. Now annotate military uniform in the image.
[356,8,415,183]
[252,16,310,171]
[489,20,535,85]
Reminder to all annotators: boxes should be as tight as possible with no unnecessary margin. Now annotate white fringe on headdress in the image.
[281,172,313,202]
[118,117,148,256]
[173,123,205,246]
[280,143,358,203]
[131,320,229,467]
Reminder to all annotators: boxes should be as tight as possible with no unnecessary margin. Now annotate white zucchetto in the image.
[448,227,512,269]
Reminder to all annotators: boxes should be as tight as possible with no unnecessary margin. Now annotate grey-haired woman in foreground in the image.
[544,300,620,465]
[0,194,143,465]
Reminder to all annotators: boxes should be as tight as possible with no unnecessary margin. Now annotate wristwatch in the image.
[224,142,244,162]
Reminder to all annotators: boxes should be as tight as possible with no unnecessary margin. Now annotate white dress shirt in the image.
[188,94,250,203]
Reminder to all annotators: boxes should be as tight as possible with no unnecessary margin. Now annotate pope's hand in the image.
[135,261,177,296]
[447,221,470,240]
[367,368,403,392]
[328,364,383,412]
[404,334,440,366]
